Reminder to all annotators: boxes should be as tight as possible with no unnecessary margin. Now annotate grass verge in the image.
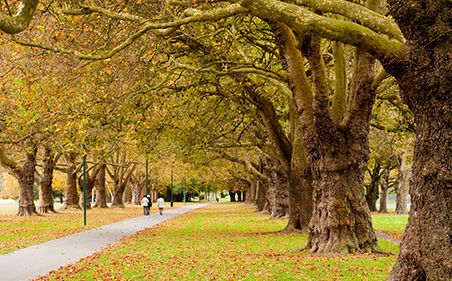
[35,203,398,280]
[0,203,184,255]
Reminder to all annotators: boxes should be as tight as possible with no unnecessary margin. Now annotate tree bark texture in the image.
[131,172,146,205]
[36,147,56,214]
[261,157,289,218]
[122,183,131,204]
[61,152,80,210]
[395,154,409,215]
[366,161,381,212]
[93,164,108,208]
[378,168,389,214]
[385,1,452,279]
[256,180,266,212]
[15,144,38,216]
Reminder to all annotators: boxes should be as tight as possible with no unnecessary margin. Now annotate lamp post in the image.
[146,158,148,196]
[83,144,87,226]
[170,163,174,207]
[184,176,187,205]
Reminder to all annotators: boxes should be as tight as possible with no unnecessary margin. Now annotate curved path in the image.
[0,203,209,281]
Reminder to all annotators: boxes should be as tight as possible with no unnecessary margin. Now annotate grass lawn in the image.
[371,213,408,239]
[29,203,400,281]
[0,203,185,255]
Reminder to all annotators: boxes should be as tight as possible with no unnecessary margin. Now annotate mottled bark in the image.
[245,178,257,205]
[122,183,131,204]
[36,147,56,214]
[366,162,381,212]
[61,152,80,210]
[395,154,409,215]
[256,180,266,211]
[131,172,146,205]
[15,144,38,216]
[385,1,452,278]
[93,164,108,208]
[378,168,389,213]
[264,157,289,218]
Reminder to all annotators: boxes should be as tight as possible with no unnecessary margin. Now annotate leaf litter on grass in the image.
[35,203,397,280]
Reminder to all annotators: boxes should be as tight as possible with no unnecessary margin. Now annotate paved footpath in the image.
[0,203,209,281]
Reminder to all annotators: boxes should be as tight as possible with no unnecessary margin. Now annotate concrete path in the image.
[0,203,209,281]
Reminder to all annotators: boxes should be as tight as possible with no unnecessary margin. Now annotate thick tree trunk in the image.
[283,105,313,232]
[262,157,289,218]
[245,178,257,205]
[15,145,38,216]
[37,147,56,214]
[395,154,409,215]
[385,1,452,278]
[283,142,313,232]
[111,181,127,208]
[122,183,131,204]
[61,152,80,210]
[302,46,378,253]
[256,180,266,212]
[93,164,108,208]
[366,162,380,212]
[131,172,146,205]
[388,103,452,280]
[378,168,389,214]
[228,191,236,202]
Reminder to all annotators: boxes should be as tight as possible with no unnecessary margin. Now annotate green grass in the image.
[372,213,408,239]
[0,203,185,255]
[36,203,398,281]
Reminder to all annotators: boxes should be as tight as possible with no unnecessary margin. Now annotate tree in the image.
[0,140,38,215]
[8,0,452,277]
[0,0,38,34]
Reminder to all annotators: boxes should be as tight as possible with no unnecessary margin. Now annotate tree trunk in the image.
[283,140,313,232]
[111,180,127,208]
[366,161,381,212]
[93,164,108,208]
[282,104,313,232]
[122,183,131,204]
[15,144,38,216]
[246,178,257,205]
[378,168,389,213]
[385,1,452,278]
[61,152,80,210]
[395,153,409,215]
[256,180,266,212]
[36,146,56,214]
[131,172,146,205]
[228,191,236,202]
[388,101,452,280]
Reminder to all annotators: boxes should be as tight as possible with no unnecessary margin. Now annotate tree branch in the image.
[0,0,39,34]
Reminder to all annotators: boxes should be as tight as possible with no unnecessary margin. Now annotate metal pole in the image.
[146,158,148,195]
[184,177,186,205]
[170,165,174,207]
[83,145,87,226]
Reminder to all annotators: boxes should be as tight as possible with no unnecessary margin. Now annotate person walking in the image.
[157,196,164,215]
[141,195,150,216]
[147,195,152,214]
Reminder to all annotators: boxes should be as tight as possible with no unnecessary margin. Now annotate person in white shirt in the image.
[157,196,164,215]
[141,196,150,216]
